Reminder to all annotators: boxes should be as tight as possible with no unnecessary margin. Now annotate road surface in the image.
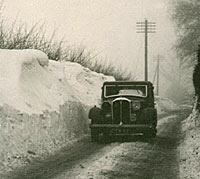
[6,110,188,179]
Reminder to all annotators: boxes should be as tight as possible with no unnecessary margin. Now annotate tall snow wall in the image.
[179,100,200,179]
[0,49,114,174]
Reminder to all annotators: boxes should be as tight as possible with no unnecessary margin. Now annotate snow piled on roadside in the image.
[49,60,112,107]
[0,49,114,175]
[179,101,200,179]
[155,96,180,115]
[0,49,72,114]
[0,49,113,114]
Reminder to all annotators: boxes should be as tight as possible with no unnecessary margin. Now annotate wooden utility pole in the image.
[144,20,148,82]
[156,55,160,95]
[136,19,156,81]
[153,55,163,95]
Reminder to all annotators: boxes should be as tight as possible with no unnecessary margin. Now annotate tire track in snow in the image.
[6,112,188,179]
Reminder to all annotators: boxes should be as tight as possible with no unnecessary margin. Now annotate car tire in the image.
[143,128,157,138]
[102,132,110,143]
[150,128,157,138]
[91,129,99,142]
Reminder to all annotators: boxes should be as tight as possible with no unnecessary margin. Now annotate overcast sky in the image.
[3,0,176,84]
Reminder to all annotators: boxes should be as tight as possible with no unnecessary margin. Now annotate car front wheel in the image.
[150,128,157,138]
[91,129,99,142]
[143,128,157,138]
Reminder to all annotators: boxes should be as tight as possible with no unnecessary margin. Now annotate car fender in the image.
[88,106,103,124]
[139,107,157,124]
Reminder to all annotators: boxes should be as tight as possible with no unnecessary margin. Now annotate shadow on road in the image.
[99,110,190,179]
[5,109,191,179]
[5,138,106,179]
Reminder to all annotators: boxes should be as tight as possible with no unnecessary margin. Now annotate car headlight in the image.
[102,102,111,110]
[105,113,112,118]
[132,101,141,111]
[102,102,111,119]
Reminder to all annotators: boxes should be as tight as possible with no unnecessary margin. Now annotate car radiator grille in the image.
[113,100,131,124]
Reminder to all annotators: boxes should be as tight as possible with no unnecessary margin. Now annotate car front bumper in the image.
[90,124,153,134]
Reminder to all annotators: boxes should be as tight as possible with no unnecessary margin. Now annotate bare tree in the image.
[172,0,200,65]
[172,0,200,109]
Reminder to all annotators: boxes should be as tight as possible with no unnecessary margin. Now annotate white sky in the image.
[3,0,177,92]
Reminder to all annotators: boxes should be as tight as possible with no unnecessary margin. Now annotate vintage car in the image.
[88,81,157,142]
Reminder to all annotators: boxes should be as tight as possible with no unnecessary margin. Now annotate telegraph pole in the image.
[136,19,156,81]
[153,55,163,95]
[156,55,160,95]
[145,20,148,82]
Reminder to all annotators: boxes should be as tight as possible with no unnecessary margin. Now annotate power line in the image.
[136,19,156,81]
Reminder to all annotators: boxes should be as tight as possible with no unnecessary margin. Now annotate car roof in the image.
[103,81,153,86]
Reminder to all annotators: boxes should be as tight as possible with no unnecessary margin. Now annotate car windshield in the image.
[104,85,147,98]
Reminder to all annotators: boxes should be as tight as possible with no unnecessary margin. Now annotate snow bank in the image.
[0,49,71,114]
[0,49,114,175]
[49,60,113,107]
[179,100,200,179]
[155,96,180,114]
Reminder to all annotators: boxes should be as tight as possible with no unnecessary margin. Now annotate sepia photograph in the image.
[0,0,199,178]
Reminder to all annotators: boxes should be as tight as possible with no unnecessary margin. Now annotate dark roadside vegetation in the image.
[0,0,134,81]
[172,0,200,109]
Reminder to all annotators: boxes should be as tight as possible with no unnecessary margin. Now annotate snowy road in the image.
[6,111,188,179]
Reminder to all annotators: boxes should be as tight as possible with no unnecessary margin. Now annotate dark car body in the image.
[89,81,157,142]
